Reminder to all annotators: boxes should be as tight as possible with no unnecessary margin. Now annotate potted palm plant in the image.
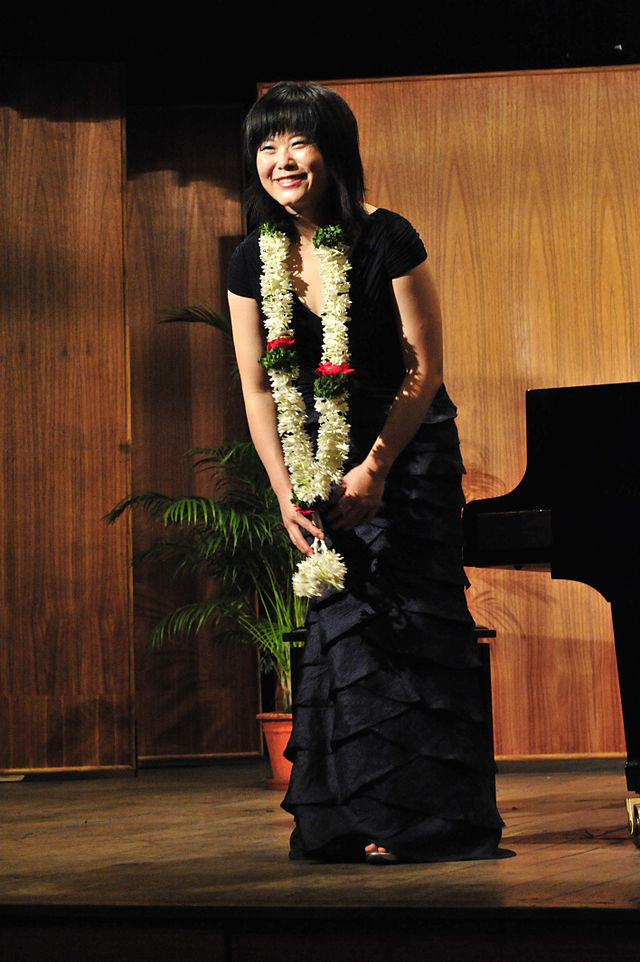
[106,307,308,786]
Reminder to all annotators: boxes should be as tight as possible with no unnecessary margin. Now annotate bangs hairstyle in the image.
[243,81,367,237]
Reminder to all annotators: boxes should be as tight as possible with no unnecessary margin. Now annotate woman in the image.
[227,80,507,863]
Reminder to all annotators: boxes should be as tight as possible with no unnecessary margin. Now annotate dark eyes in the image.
[259,137,310,152]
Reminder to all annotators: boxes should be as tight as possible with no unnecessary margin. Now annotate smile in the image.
[275,175,307,187]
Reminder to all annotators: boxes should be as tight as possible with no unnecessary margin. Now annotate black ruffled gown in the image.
[228,209,507,863]
[283,404,506,862]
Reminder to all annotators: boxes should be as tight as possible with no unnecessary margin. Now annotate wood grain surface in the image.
[4,64,637,769]
[328,67,640,756]
[125,106,261,759]
[0,62,133,769]
[2,761,636,909]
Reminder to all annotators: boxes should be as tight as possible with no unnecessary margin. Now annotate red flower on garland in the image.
[315,360,355,376]
[295,504,316,517]
[266,336,295,350]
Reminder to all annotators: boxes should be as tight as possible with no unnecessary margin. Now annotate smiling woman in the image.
[242,81,366,238]
[226,80,509,866]
[256,133,328,223]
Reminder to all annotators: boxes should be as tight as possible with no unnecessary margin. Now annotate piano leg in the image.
[610,595,640,795]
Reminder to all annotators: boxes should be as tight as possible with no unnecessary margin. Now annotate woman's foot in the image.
[364,843,399,864]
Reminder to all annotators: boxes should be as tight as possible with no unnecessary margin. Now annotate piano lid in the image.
[463,380,640,600]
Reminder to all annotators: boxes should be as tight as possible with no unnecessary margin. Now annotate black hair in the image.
[242,81,367,238]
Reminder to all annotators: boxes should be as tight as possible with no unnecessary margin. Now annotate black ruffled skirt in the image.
[281,409,507,863]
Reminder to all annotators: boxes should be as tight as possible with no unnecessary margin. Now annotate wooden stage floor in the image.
[2,759,640,960]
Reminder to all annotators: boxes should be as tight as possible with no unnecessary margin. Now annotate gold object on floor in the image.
[625,797,640,848]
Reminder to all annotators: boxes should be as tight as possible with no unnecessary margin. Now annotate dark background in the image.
[2,0,640,108]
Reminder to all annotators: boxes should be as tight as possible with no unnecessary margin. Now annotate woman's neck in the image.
[289,212,320,243]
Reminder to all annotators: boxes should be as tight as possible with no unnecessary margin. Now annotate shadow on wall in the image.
[126,104,244,195]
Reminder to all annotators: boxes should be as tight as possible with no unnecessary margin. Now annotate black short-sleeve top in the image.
[228,208,456,425]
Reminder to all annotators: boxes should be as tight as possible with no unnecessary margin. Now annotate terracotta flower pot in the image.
[256,712,293,790]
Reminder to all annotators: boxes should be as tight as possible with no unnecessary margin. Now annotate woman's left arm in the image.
[327,260,444,529]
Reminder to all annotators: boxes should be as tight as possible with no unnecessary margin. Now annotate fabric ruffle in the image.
[281,414,507,863]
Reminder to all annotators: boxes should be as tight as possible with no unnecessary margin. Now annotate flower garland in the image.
[258,222,353,597]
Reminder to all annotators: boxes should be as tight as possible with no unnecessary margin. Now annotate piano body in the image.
[462,381,640,843]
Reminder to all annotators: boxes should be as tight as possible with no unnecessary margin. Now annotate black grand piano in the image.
[462,381,640,843]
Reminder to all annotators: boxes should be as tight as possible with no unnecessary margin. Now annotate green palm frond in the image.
[148,594,300,710]
[149,597,244,648]
[160,496,266,537]
[188,442,273,493]
[107,436,308,711]
[158,305,232,339]
[105,491,174,525]
[108,492,277,548]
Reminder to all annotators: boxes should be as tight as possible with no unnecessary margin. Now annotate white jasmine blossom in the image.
[258,224,353,596]
[292,541,348,598]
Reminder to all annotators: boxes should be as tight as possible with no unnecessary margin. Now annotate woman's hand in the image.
[325,463,386,530]
[278,495,325,555]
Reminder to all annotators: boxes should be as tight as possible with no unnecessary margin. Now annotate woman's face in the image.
[256,131,328,221]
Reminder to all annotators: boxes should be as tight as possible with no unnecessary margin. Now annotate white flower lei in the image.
[258,223,353,597]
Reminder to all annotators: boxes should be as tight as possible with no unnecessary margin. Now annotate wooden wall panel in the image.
[126,106,261,760]
[329,68,640,757]
[0,62,133,770]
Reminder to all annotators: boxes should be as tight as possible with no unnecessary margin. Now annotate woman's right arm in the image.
[228,291,324,555]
